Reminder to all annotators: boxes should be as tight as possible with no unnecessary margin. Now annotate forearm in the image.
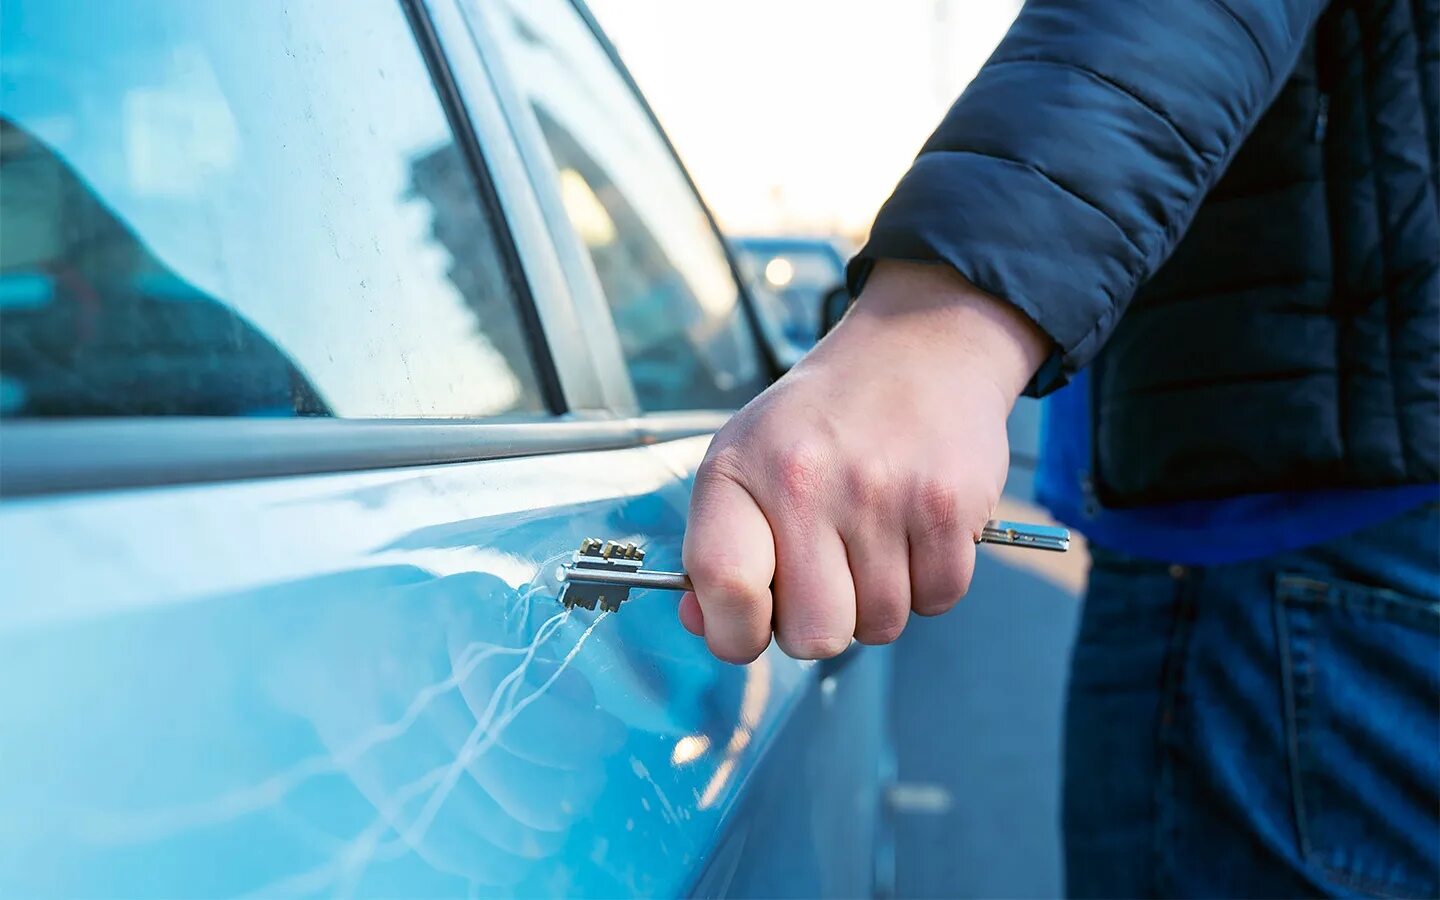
[842,260,1050,406]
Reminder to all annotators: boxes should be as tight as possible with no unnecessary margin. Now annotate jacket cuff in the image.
[847,151,1141,397]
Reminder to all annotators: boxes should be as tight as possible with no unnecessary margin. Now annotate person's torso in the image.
[1088,0,1439,508]
[1035,366,1439,564]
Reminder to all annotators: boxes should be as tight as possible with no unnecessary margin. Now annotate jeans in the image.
[1064,502,1440,898]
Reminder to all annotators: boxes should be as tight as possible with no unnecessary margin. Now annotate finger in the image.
[846,527,912,645]
[771,520,856,659]
[908,485,974,616]
[684,470,775,664]
[678,592,705,636]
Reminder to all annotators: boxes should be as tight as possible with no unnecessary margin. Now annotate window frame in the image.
[424,0,633,416]
[406,0,567,417]
[567,0,780,394]
[458,0,782,420]
[0,0,729,498]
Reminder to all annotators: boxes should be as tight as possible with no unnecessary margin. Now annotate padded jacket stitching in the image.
[922,148,1147,262]
[984,56,1211,168]
[1205,0,1277,82]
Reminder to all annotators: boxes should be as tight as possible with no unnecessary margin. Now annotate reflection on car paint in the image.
[0,438,812,897]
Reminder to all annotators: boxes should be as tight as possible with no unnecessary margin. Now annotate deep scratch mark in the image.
[76,640,531,844]
[247,610,606,898]
[394,612,609,851]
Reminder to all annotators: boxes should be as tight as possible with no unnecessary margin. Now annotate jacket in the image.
[850,0,1439,505]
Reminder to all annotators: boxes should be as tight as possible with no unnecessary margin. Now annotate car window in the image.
[0,0,546,418]
[486,0,768,412]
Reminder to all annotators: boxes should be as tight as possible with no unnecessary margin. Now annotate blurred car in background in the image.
[732,235,849,353]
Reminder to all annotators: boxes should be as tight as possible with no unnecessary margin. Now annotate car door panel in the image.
[0,438,838,897]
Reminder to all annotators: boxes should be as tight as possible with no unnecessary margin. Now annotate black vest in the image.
[1092,0,1439,505]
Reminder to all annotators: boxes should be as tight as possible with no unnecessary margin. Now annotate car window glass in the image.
[0,0,546,418]
[487,0,768,412]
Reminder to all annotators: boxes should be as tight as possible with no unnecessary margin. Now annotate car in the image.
[0,0,894,896]
[0,0,1090,895]
[731,236,850,353]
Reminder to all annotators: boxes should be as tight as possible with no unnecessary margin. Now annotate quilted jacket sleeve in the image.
[848,0,1330,394]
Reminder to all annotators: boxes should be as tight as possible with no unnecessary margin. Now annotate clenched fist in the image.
[680,260,1050,663]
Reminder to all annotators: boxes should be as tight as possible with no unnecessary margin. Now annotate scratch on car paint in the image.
[248,609,574,896]
[514,558,569,632]
[251,610,612,898]
[391,611,609,850]
[512,585,535,634]
[74,639,536,845]
[76,595,581,846]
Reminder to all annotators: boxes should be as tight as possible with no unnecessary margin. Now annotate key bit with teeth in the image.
[559,538,652,613]
[554,520,1067,615]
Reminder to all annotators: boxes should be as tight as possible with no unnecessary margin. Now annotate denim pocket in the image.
[1277,574,1440,897]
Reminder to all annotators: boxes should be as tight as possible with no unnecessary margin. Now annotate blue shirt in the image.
[1035,370,1439,565]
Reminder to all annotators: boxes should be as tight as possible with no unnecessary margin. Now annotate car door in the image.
[0,0,887,897]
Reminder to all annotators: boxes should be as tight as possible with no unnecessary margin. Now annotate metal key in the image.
[557,520,1068,613]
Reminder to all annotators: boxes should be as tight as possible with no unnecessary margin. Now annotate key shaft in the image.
[558,519,1069,604]
[561,566,692,592]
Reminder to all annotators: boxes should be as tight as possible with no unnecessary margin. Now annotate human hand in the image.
[680,260,1049,662]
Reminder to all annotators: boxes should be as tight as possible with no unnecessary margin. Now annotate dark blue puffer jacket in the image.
[851,0,1439,505]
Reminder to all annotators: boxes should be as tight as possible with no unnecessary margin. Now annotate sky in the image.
[587,0,1022,239]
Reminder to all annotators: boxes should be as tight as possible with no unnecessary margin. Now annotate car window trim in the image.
[403,0,567,414]
[0,412,731,498]
[422,0,632,414]
[565,0,784,384]
[446,0,641,415]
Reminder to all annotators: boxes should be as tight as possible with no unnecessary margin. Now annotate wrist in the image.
[844,260,1051,403]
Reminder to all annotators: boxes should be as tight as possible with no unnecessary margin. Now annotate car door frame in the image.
[449,0,783,425]
[562,0,782,389]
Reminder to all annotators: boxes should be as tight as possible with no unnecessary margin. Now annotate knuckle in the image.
[774,443,828,507]
[914,479,962,536]
[698,445,747,484]
[845,459,891,509]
